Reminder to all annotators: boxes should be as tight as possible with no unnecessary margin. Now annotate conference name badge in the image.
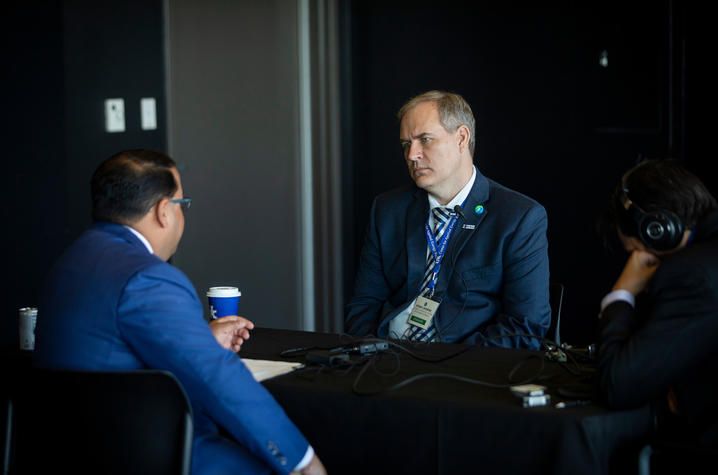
[408,296,440,330]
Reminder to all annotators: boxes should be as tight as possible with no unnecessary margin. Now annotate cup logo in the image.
[206,287,240,320]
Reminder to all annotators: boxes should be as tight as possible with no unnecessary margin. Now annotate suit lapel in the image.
[435,171,490,295]
[406,188,429,299]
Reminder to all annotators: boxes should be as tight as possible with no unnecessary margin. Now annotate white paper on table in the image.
[241,358,304,381]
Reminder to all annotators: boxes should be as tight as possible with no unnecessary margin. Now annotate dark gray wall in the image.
[4,1,65,348]
[342,0,696,346]
[4,0,712,349]
[167,0,305,330]
[62,0,167,236]
[4,0,166,346]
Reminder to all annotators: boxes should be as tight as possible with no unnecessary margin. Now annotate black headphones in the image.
[618,187,684,251]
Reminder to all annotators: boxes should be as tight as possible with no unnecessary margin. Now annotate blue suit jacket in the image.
[34,222,308,474]
[345,170,551,349]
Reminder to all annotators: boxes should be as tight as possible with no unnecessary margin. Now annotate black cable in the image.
[292,354,371,382]
[554,348,589,376]
[351,350,545,396]
[281,333,592,373]
[432,268,469,340]
[279,345,321,357]
[349,333,596,396]
[281,332,594,396]
[507,354,546,383]
[280,335,472,363]
[366,337,473,363]
[367,350,402,377]
[278,332,367,357]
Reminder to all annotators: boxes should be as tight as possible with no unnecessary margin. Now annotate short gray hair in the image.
[397,90,476,156]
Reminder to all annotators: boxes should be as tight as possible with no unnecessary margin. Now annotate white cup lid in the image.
[206,286,241,297]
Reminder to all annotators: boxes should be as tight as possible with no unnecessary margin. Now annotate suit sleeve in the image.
[116,263,309,474]
[598,261,718,409]
[345,197,394,335]
[462,204,551,349]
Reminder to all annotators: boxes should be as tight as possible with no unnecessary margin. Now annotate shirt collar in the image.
[124,225,154,254]
[428,166,477,211]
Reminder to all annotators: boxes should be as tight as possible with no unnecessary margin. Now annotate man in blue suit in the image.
[345,91,550,348]
[34,150,325,475]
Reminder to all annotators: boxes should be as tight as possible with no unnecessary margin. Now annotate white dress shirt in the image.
[124,226,153,254]
[600,289,636,315]
[389,166,478,339]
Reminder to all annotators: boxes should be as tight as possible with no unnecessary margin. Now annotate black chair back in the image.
[638,440,718,475]
[4,368,192,475]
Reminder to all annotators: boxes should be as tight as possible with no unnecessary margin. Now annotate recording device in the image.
[619,188,684,251]
[453,205,465,219]
[545,342,596,363]
[545,347,567,362]
[510,384,546,397]
[510,384,551,407]
[328,341,389,356]
[305,340,390,366]
[566,343,596,362]
[305,350,351,367]
[281,340,389,361]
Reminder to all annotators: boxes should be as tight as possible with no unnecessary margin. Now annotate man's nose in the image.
[406,141,422,161]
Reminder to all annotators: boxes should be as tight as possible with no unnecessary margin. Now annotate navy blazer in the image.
[34,222,309,474]
[345,169,551,349]
[598,211,718,446]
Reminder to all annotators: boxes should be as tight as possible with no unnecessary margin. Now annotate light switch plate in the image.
[140,97,157,130]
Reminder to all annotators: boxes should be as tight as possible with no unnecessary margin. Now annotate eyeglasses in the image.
[170,197,192,212]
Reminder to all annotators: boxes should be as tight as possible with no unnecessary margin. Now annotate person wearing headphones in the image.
[597,158,718,448]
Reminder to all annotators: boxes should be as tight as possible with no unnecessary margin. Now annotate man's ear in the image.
[456,125,470,153]
[154,197,171,228]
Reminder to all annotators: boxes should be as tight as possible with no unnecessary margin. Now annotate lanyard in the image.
[423,208,460,297]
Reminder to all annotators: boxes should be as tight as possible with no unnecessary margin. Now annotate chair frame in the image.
[3,368,193,475]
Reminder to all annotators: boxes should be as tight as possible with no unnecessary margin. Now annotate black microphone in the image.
[453,205,465,219]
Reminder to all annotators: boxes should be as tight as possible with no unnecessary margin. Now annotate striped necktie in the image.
[408,207,454,342]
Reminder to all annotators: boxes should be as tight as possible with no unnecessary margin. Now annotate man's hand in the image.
[612,249,661,296]
[209,316,254,352]
[291,454,327,475]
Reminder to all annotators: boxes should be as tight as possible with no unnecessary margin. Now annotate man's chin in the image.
[413,174,434,190]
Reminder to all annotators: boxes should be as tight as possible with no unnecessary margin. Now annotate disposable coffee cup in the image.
[206,287,241,320]
[19,307,38,350]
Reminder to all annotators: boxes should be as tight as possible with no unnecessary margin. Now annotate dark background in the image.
[341,0,712,345]
[4,1,712,347]
[4,0,167,345]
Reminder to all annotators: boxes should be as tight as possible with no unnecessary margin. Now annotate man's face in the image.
[399,101,466,198]
[617,228,687,257]
[618,230,648,254]
[167,167,186,257]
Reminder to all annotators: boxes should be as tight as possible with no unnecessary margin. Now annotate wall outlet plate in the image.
[105,98,125,133]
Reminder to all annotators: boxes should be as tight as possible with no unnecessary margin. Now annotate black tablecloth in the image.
[240,328,652,475]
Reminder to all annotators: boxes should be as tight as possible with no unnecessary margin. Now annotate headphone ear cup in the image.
[636,209,685,251]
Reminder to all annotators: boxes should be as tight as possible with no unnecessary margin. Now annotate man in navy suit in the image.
[597,159,718,450]
[34,150,325,475]
[345,91,550,348]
